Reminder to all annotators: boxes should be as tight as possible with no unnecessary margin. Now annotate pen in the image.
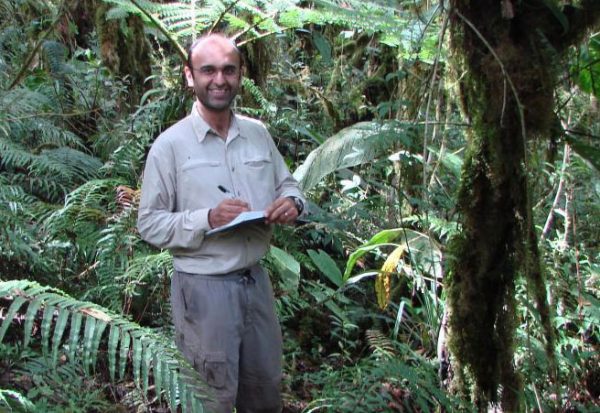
[218,185,234,197]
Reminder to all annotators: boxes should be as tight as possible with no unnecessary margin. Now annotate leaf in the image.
[0,296,28,343]
[170,368,178,412]
[308,249,343,287]
[376,245,406,309]
[178,371,186,413]
[312,30,332,64]
[575,34,600,96]
[268,246,301,293]
[343,229,406,280]
[427,146,463,178]
[41,305,54,356]
[23,299,43,348]
[142,340,152,394]
[293,121,409,191]
[154,353,164,404]
[67,312,83,363]
[108,324,120,381]
[90,319,108,370]
[132,332,143,384]
[119,330,131,380]
[81,307,112,322]
[82,316,97,374]
[566,136,600,172]
[51,307,70,366]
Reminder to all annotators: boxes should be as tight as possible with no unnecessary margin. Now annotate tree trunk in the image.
[445,0,600,410]
[64,0,152,105]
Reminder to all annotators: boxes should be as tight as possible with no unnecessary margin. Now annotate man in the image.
[137,33,305,413]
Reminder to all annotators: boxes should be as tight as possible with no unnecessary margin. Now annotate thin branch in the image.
[128,0,187,64]
[7,2,66,90]
[232,13,275,42]
[541,142,571,240]
[422,5,449,195]
[210,0,242,34]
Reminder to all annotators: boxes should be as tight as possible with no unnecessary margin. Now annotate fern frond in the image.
[365,328,396,359]
[0,389,35,413]
[0,280,211,412]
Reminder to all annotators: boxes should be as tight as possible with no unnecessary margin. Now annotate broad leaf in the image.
[268,246,301,294]
[308,249,343,288]
[293,121,410,191]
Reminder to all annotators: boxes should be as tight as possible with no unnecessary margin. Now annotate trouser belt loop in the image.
[238,268,255,285]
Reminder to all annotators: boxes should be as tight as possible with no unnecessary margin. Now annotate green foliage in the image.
[574,33,600,97]
[293,121,414,191]
[0,279,209,412]
[0,0,599,411]
[299,341,469,412]
[0,388,35,413]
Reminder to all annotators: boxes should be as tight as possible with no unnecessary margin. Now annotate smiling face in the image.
[185,35,242,113]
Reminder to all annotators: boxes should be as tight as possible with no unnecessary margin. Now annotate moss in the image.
[446,1,556,409]
[95,3,152,105]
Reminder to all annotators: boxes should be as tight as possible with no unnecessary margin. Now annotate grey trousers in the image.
[171,264,283,413]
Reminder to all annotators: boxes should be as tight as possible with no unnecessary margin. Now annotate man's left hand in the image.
[264,197,298,225]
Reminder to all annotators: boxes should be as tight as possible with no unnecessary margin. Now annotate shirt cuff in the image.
[185,208,211,232]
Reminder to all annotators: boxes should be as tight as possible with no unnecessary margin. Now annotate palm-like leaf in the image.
[0,279,211,412]
[293,121,414,191]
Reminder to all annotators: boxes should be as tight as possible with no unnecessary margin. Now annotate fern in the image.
[101,0,423,58]
[0,279,211,412]
[0,389,35,413]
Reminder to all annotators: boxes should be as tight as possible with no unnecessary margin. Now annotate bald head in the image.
[186,34,243,71]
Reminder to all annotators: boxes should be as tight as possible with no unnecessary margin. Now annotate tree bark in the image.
[445,0,600,410]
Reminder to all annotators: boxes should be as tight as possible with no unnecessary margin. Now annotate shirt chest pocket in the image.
[240,156,276,209]
[243,156,271,169]
[179,160,224,208]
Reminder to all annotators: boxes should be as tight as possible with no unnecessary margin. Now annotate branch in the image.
[128,0,187,64]
[7,2,65,90]
[541,142,570,240]
[209,0,241,35]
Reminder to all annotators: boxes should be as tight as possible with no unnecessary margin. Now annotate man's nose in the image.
[213,70,226,84]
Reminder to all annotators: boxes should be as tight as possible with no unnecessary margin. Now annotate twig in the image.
[541,142,571,240]
[7,2,66,90]
[128,0,187,63]
[210,0,241,35]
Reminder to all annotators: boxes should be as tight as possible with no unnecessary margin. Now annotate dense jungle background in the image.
[0,0,599,411]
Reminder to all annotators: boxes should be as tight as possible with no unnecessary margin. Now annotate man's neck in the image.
[196,102,232,139]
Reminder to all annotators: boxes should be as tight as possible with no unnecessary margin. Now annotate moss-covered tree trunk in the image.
[445,1,600,410]
[64,0,152,105]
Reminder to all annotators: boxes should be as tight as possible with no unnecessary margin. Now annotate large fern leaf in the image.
[0,279,211,412]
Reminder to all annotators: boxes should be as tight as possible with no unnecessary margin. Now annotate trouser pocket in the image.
[197,351,227,389]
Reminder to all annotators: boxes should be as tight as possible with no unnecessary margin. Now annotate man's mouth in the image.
[209,89,228,97]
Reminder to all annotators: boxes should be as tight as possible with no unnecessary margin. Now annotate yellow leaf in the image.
[376,245,406,309]
[80,307,112,322]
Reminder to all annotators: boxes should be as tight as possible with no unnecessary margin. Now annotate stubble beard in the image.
[194,84,238,112]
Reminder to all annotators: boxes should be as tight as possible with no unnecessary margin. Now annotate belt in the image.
[175,265,257,284]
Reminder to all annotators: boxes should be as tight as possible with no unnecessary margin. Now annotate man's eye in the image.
[200,67,215,75]
[224,67,237,75]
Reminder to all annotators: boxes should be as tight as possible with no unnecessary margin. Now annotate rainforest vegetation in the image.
[0,0,599,411]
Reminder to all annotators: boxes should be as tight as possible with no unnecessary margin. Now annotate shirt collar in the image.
[190,102,241,144]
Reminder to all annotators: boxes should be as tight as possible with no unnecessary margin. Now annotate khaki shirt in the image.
[137,104,305,275]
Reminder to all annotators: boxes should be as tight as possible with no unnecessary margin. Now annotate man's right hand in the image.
[208,199,250,229]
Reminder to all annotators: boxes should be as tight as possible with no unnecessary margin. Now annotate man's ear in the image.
[184,66,194,87]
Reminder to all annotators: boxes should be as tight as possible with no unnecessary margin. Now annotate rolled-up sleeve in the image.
[137,140,210,249]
